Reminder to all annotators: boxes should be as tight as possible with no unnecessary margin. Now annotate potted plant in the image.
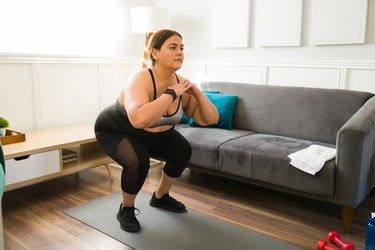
[0,117,9,137]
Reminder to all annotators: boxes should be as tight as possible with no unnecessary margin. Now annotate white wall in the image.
[3,0,373,61]
[0,0,374,132]
[145,0,375,61]
[0,58,140,132]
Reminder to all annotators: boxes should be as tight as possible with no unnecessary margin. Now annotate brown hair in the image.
[148,29,182,66]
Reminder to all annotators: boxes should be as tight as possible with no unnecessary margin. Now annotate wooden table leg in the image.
[105,164,114,181]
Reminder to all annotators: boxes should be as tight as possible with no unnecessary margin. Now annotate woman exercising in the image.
[94,29,218,232]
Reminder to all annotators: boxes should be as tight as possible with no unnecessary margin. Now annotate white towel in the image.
[288,145,336,175]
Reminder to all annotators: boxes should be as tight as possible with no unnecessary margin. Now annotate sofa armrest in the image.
[336,96,375,207]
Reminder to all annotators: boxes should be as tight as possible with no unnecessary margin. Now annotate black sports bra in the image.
[116,69,183,128]
[147,69,183,127]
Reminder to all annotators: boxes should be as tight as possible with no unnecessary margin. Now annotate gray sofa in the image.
[175,81,375,233]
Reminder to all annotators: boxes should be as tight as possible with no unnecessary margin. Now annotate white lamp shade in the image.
[131,7,171,34]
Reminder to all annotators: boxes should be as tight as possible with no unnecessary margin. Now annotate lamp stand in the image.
[142,32,153,68]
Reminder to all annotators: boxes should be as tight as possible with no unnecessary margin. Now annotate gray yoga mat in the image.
[64,192,302,250]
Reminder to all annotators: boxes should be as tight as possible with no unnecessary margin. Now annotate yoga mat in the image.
[64,192,302,250]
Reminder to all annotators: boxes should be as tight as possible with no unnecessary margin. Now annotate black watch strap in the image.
[164,88,177,101]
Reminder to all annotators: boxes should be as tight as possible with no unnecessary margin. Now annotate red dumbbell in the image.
[317,240,338,250]
[327,231,355,250]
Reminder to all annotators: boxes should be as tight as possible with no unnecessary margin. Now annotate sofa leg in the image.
[342,206,354,234]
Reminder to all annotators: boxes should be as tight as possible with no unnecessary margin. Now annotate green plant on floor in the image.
[0,117,9,128]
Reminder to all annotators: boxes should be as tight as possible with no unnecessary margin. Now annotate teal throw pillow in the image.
[189,92,239,130]
[180,111,191,124]
[180,90,220,124]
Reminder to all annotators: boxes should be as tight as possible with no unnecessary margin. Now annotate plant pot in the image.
[0,128,5,137]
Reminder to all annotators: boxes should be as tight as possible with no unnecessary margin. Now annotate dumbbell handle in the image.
[327,231,355,250]
[317,240,338,250]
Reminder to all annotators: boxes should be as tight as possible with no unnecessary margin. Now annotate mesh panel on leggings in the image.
[115,137,150,194]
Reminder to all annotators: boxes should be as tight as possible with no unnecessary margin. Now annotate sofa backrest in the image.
[200,82,374,144]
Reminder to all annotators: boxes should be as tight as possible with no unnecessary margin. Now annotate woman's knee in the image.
[180,141,192,164]
[169,138,191,166]
[163,141,191,177]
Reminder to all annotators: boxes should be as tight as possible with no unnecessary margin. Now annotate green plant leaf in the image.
[0,117,9,128]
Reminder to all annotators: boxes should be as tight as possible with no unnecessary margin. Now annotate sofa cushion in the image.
[218,133,336,196]
[175,124,252,170]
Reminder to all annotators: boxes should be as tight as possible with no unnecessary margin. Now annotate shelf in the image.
[62,151,112,173]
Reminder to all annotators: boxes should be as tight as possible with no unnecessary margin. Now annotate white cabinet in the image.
[5,150,60,185]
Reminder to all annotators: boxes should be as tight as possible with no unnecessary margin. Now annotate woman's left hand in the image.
[184,80,201,96]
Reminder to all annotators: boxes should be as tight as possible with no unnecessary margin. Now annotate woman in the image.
[94,29,218,232]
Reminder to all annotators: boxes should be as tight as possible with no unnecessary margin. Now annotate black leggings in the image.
[94,104,192,194]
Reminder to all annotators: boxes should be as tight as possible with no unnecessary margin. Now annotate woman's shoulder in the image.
[130,68,151,79]
[126,69,151,85]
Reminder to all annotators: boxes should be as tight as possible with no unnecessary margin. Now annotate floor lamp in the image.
[131,6,171,68]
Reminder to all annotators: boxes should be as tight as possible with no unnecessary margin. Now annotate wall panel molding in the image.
[183,58,375,69]
[1,56,375,131]
[0,55,140,64]
[257,0,303,46]
[212,0,251,48]
[32,63,43,129]
[312,0,368,45]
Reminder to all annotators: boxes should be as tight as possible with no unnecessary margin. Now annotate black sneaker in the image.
[149,192,187,213]
[116,204,141,232]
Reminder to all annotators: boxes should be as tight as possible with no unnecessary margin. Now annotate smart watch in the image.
[164,88,177,101]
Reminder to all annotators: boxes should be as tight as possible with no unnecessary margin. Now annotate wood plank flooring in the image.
[2,164,374,250]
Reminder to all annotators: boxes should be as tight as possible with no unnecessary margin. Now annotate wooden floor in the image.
[2,164,374,250]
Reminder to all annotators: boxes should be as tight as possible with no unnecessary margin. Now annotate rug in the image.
[64,192,302,250]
